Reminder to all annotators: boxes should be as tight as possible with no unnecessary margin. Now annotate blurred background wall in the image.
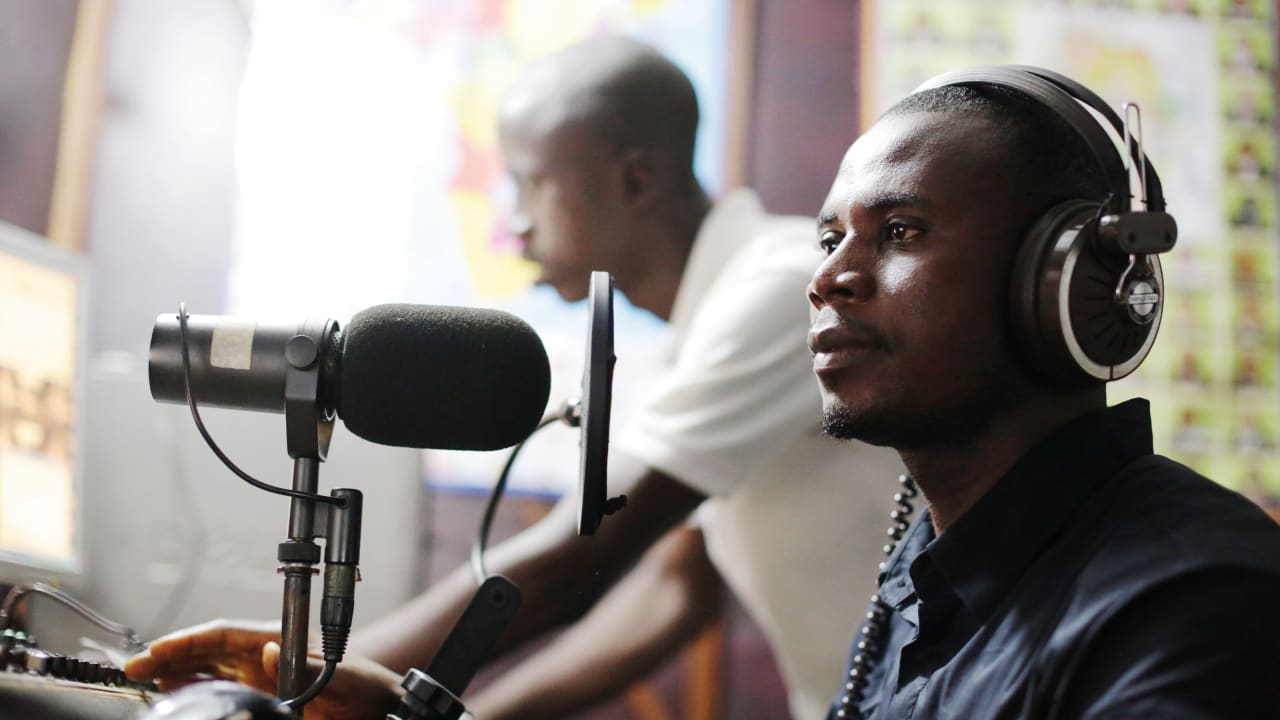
[0,1,863,718]
[0,1,1276,719]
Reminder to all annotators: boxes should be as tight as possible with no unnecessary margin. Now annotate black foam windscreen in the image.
[338,304,551,451]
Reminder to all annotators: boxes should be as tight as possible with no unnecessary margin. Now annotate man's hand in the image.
[125,619,404,720]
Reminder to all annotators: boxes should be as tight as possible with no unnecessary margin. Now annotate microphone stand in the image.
[163,307,365,719]
[278,458,321,702]
[277,321,342,707]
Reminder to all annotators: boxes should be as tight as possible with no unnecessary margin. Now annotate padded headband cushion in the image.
[912,66,1166,212]
[1012,65,1167,212]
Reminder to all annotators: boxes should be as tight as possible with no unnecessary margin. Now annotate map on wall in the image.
[227,0,732,493]
[866,0,1280,504]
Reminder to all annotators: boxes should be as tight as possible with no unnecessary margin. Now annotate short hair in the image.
[577,44,700,174]
[884,84,1113,210]
[507,37,700,178]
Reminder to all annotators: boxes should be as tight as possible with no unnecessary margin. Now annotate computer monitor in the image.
[0,220,88,586]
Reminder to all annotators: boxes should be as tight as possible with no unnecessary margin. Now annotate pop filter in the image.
[577,271,620,536]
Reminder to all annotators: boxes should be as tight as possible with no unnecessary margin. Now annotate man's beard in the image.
[821,403,943,450]
[822,405,865,440]
[821,405,905,448]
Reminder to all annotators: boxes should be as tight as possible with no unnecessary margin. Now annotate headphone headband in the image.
[912,65,1167,213]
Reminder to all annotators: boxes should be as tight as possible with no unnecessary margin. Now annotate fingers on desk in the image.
[126,619,279,680]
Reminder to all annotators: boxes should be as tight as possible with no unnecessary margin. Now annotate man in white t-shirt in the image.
[127,36,902,720]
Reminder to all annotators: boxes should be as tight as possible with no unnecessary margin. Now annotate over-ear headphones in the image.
[914,66,1178,387]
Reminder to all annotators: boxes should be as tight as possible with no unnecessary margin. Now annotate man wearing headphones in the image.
[809,68,1280,718]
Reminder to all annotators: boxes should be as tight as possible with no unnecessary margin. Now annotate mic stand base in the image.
[387,575,521,720]
[388,669,466,720]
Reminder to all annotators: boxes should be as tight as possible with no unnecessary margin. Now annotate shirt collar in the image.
[879,511,934,612]
[921,399,1155,620]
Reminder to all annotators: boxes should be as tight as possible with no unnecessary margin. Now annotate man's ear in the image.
[616,147,656,208]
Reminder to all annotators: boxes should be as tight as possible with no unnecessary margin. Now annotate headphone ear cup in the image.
[1009,200,1098,385]
[1009,200,1163,386]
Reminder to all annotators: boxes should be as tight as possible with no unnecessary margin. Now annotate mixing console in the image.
[0,628,159,719]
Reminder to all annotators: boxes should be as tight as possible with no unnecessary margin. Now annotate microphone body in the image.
[148,304,551,451]
[149,316,339,415]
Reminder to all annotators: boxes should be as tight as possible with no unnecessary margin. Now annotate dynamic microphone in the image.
[148,303,552,451]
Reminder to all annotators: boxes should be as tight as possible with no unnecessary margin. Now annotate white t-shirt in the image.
[614,189,905,719]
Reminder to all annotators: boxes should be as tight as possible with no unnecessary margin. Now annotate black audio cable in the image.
[470,399,579,584]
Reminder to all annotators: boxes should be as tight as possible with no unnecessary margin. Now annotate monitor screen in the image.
[0,221,86,584]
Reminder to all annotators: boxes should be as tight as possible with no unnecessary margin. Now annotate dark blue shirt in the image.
[832,399,1280,719]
